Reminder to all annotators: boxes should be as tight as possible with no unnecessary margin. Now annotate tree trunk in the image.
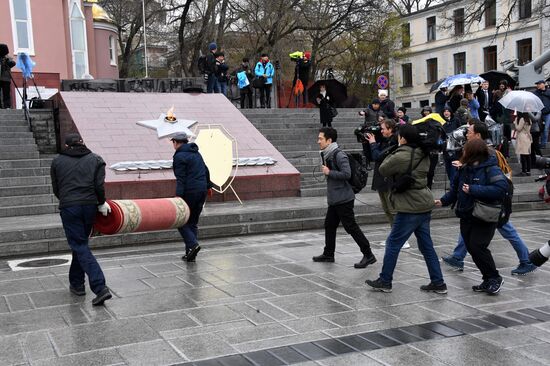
[216,0,229,46]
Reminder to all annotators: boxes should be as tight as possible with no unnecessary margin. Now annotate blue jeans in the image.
[207,74,219,93]
[379,212,444,285]
[178,191,207,251]
[541,113,550,147]
[219,81,227,96]
[452,221,529,264]
[60,205,106,295]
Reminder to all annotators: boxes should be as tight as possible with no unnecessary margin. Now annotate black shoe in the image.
[354,255,377,269]
[186,245,201,262]
[92,287,112,306]
[69,286,86,296]
[365,278,392,293]
[420,282,448,294]
[486,277,503,295]
[312,254,335,262]
[472,280,489,292]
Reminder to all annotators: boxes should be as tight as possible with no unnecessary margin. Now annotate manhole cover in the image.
[17,258,69,268]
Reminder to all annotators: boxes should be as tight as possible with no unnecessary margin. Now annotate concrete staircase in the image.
[0,109,57,218]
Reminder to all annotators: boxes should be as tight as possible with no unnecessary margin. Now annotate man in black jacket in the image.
[475,81,492,122]
[50,133,112,306]
[206,42,219,93]
[533,80,550,148]
[0,44,16,109]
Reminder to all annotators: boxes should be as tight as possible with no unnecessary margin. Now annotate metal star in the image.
[137,114,198,139]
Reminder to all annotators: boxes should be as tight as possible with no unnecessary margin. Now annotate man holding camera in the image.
[358,99,385,169]
[313,127,376,269]
[366,124,446,293]
[0,44,16,109]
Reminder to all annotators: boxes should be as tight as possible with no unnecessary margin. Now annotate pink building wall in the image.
[0,0,118,81]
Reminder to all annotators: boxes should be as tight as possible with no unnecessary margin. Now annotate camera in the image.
[534,155,550,170]
[354,125,380,143]
[446,125,468,152]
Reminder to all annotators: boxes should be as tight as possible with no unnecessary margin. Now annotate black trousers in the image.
[460,217,499,280]
[324,200,372,257]
[361,142,372,166]
[531,131,541,164]
[427,153,439,189]
[520,154,531,173]
[0,81,11,109]
[259,84,272,108]
[240,86,253,109]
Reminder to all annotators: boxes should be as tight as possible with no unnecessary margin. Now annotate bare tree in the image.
[388,0,440,15]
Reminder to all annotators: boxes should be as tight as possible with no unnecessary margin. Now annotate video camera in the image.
[446,125,468,152]
[354,125,381,143]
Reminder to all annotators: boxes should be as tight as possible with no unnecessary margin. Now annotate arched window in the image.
[69,0,89,78]
[109,35,117,66]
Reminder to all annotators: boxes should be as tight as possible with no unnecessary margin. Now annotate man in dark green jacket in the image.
[365,124,447,293]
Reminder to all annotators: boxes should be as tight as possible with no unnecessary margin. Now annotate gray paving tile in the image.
[5,294,33,312]
[169,333,237,360]
[266,293,352,318]
[218,323,296,344]
[49,318,160,355]
[0,278,43,295]
[31,348,125,366]
[211,267,281,283]
[0,335,26,365]
[184,287,232,302]
[27,289,86,308]
[317,353,383,366]
[379,328,424,344]
[337,335,381,351]
[0,308,67,336]
[314,338,355,355]
[282,317,338,333]
[461,317,502,331]
[160,320,255,340]
[20,331,56,361]
[217,354,255,366]
[118,340,184,366]
[483,314,524,328]
[291,342,333,360]
[107,288,196,318]
[321,309,399,327]
[517,308,550,322]
[226,303,277,324]
[38,275,66,290]
[368,344,450,366]
[514,344,550,365]
[243,350,286,366]
[141,276,193,290]
[214,283,268,297]
[268,346,309,364]
[246,299,296,321]
[359,332,402,347]
[420,322,464,337]
[274,263,316,275]
[143,310,200,332]
[187,305,244,325]
[253,277,326,296]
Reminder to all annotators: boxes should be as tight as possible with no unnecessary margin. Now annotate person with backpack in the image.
[313,127,377,269]
[366,124,447,294]
[441,122,537,276]
[234,58,254,109]
[205,42,219,93]
[254,54,275,108]
[436,139,508,295]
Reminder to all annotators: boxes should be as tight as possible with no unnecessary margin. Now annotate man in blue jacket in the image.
[172,133,210,262]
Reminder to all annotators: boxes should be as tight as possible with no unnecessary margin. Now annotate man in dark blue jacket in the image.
[50,133,112,306]
[172,133,210,262]
[533,80,550,147]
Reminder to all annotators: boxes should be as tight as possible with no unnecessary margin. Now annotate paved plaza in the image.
[1,210,550,365]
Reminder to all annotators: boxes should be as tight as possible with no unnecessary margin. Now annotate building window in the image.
[9,0,34,54]
[454,8,464,36]
[426,16,436,42]
[426,58,438,83]
[402,23,410,48]
[454,52,466,74]
[402,63,413,87]
[402,102,412,108]
[420,100,430,107]
[485,0,496,27]
[517,38,532,65]
[109,36,117,66]
[483,46,497,71]
[519,0,531,19]
[69,0,89,79]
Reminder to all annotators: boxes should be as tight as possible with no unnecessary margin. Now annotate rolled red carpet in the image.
[94,197,190,235]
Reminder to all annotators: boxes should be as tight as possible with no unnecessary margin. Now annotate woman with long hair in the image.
[514,112,533,176]
[436,139,508,295]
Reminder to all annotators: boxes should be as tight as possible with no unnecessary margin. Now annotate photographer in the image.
[366,119,411,249]
[365,124,446,294]
[0,44,16,109]
[214,52,229,96]
[358,99,385,168]
[291,51,311,106]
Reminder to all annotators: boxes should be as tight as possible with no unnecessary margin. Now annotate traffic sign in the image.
[377,75,389,89]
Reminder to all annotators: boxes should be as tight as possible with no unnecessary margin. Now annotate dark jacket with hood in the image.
[533,88,550,115]
[50,145,106,209]
[440,155,508,219]
[380,98,396,119]
[0,44,16,82]
[173,143,209,196]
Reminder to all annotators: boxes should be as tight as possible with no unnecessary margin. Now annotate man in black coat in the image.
[434,88,448,114]
[533,80,550,148]
[475,80,492,121]
[378,91,396,119]
[50,133,112,306]
[0,44,16,109]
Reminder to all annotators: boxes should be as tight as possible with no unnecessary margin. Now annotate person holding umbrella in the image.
[316,83,334,127]
[514,112,533,176]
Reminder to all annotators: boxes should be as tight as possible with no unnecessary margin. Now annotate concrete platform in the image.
[0,211,549,365]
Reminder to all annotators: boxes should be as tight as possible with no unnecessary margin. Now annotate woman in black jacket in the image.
[316,83,334,127]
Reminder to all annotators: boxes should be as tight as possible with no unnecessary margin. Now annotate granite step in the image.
[0,194,56,207]
[0,132,35,139]
[0,119,28,126]
[0,151,40,160]
[0,175,50,187]
[0,158,53,169]
[0,203,58,218]
[0,184,53,197]
[0,144,38,152]
[0,167,50,178]
[0,125,31,133]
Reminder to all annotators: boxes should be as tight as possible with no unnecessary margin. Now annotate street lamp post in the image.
[142,0,149,78]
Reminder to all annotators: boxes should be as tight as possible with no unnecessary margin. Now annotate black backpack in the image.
[197,55,207,74]
[415,118,446,153]
[335,150,368,194]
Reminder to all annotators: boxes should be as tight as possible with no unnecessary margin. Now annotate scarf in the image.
[320,142,339,162]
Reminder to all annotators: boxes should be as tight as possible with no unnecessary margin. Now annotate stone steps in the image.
[0,151,40,160]
[0,167,51,178]
[0,184,53,197]
[0,158,53,169]
[0,175,51,187]
[0,203,58,218]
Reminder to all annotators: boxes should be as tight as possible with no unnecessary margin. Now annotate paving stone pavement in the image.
[1,210,550,365]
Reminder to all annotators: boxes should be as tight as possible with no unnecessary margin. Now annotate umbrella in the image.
[440,73,485,89]
[498,90,544,113]
[429,78,446,93]
[307,79,347,107]
[480,70,516,91]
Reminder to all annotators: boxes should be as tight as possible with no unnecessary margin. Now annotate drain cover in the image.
[17,258,69,268]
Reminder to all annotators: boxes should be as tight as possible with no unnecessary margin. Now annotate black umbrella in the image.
[308,79,347,107]
[429,78,446,93]
[480,71,516,91]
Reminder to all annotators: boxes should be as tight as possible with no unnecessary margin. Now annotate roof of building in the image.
[84,0,115,24]
[402,0,461,18]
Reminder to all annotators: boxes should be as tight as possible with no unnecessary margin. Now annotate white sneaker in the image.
[403,241,411,249]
